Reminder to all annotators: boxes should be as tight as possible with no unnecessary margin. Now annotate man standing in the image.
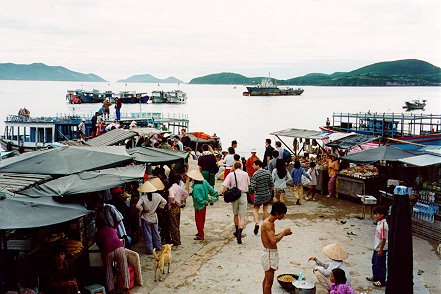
[267,150,279,175]
[198,144,219,187]
[245,149,260,178]
[275,141,284,159]
[115,97,122,121]
[263,139,274,168]
[231,140,238,152]
[102,98,112,120]
[173,135,184,151]
[222,162,250,244]
[181,128,191,148]
[261,202,292,294]
[251,160,274,235]
[91,112,99,138]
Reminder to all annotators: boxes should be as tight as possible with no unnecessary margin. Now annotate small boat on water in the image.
[150,90,187,104]
[403,99,427,110]
[117,91,149,104]
[243,78,304,96]
[66,89,105,104]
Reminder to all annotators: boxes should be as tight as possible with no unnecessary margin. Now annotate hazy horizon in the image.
[1,0,441,82]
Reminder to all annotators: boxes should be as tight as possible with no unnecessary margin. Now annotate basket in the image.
[277,274,298,291]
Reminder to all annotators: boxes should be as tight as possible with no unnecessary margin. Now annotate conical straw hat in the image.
[187,169,204,181]
[148,177,165,191]
[137,181,157,193]
[322,243,348,261]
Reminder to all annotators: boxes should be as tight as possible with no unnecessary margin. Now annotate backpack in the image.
[282,149,291,163]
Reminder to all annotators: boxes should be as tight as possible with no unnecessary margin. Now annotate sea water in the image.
[0,80,440,156]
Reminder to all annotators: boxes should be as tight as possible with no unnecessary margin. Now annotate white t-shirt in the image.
[374,219,388,251]
[276,147,284,159]
[307,168,318,186]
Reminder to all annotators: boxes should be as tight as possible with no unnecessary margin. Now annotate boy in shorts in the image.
[261,202,292,294]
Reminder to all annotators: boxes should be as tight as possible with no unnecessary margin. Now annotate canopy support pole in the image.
[274,135,294,155]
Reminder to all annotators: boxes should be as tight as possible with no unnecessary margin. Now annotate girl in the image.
[271,159,292,203]
[136,181,166,254]
[168,175,189,246]
[306,161,318,200]
[330,268,355,294]
[187,169,218,240]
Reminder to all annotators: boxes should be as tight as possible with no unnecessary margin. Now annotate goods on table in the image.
[339,165,378,179]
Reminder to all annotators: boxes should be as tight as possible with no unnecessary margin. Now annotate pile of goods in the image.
[278,275,296,282]
[65,240,84,256]
[339,165,379,179]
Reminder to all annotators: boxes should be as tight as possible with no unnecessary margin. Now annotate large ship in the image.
[243,78,304,96]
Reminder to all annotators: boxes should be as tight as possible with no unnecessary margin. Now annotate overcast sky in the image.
[1,0,441,82]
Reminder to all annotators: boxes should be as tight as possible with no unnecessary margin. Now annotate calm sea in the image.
[1,80,440,156]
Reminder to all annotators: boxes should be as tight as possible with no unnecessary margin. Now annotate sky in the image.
[1,0,441,82]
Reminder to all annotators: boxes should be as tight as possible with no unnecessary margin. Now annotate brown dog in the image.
[153,244,173,281]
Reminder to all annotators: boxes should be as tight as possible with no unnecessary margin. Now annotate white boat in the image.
[166,90,187,104]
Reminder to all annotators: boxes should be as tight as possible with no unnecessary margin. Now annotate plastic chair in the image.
[84,284,106,294]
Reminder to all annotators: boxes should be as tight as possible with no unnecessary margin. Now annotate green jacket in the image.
[192,180,219,210]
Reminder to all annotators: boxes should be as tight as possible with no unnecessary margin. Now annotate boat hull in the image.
[405,101,426,110]
[245,87,304,96]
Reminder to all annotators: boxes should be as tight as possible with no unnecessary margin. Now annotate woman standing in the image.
[271,159,292,203]
[136,181,166,254]
[188,169,218,240]
[168,175,189,246]
[223,147,235,179]
[306,161,318,200]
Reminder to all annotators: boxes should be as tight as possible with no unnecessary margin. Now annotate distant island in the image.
[190,59,441,86]
[0,63,105,82]
[118,74,182,84]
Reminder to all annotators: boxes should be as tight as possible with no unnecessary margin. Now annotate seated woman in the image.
[44,244,80,294]
[308,243,351,292]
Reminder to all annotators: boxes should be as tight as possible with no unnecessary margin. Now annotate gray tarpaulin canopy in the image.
[341,146,420,164]
[0,146,132,175]
[0,192,90,230]
[19,165,145,198]
[127,147,188,164]
[326,133,380,150]
[270,128,325,139]
[398,154,441,166]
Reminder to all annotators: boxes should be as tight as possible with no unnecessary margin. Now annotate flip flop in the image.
[373,281,385,287]
[366,276,373,281]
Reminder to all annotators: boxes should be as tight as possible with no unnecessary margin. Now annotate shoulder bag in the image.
[224,172,242,203]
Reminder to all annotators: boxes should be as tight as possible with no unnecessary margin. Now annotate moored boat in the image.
[403,99,427,110]
[166,90,187,104]
[117,91,149,104]
[151,90,167,103]
[66,89,105,104]
[320,112,441,146]
[244,78,304,96]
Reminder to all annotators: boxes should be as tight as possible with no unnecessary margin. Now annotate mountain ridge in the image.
[117,74,182,83]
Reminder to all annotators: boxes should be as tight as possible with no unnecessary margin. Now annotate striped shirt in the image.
[251,169,274,204]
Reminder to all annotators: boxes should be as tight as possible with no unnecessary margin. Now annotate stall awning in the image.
[0,146,132,175]
[86,128,138,147]
[398,154,441,166]
[325,134,380,150]
[0,192,91,230]
[127,147,188,164]
[341,146,420,164]
[270,128,325,139]
[19,165,146,197]
[0,173,52,192]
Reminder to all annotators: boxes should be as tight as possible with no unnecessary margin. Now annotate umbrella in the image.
[0,146,132,175]
[19,165,146,198]
[341,146,419,164]
[0,191,90,230]
[127,147,188,164]
[386,186,413,293]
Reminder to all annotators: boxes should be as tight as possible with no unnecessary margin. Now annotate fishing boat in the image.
[320,112,441,146]
[243,78,304,96]
[403,99,427,110]
[1,111,189,152]
[166,90,187,104]
[151,90,167,103]
[66,89,105,104]
[117,91,149,104]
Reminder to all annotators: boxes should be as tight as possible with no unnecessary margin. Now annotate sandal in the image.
[366,276,373,281]
[373,281,385,287]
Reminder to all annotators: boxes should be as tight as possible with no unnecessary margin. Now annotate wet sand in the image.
[131,185,440,294]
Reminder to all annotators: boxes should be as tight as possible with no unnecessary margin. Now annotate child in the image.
[306,161,318,200]
[330,268,355,294]
[367,205,388,287]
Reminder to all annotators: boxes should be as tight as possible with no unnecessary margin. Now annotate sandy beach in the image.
[130,184,441,294]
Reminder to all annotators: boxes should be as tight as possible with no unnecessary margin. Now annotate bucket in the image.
[292,280,316,294]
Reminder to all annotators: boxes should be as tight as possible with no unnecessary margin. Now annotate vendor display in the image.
[339,165,379,179]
